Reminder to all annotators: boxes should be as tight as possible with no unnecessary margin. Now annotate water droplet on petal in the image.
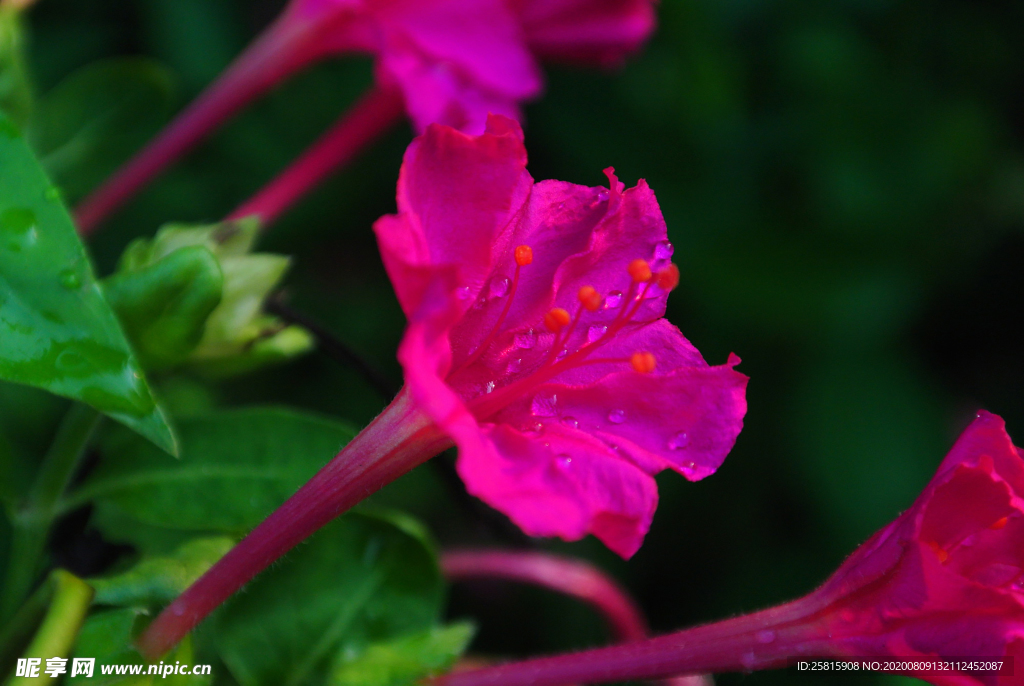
[597,189,610,202]
[523,422,544,436]
[740,652,757,671]
[506,358,522,374]
[562,416,578,429]
[531,393,558,417]
[653,240,674,261]
[484,381,495,394]
[607,409,626,424]
[755,630,776,644]
[59,268,80,290]
[668,431,689,450]
[489,276,510,298]
[587,324,607,342]
[514,329,537,349]
[555,348,569,361]
[604,291,623,309]
[555,454,573,468]
[456,286,472,301]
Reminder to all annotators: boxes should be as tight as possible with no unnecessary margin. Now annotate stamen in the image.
[578,286,602,312]
[544,308,571,332]
[630,352,656,374]
[515,245,533,266]
[628,259,652,283]
[656,264,679,291]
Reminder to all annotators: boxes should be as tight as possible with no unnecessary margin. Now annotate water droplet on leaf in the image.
[59,269,81,290]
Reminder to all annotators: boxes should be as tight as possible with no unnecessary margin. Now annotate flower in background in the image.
[76,0,657,231]
[376,114,746,557]
[292,0,657,131]
[432,411,1024,686]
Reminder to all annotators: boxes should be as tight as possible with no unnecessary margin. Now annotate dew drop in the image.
[587,324,607,342]
[514,329,537,349]
[740,653,757,671]
[456,286,472,301]
[561,416,579,429]
[597,189,609,202]
[607,409,626,424]
[506,358,522,374]
[604,291,623,309]
[523,422,544,436]
[484,381,495,394]
[653,240,674,261]
[557,201,565,210]
[531,393,558,417]
[44,186,61,203]
[172,605,185,617]
[755,630,776,645]
[489,276,510,298]
[555,348,569,361]
[555,454,573,468]
[668,431,689,450]
[59,268,81,290]
[682,460,697,475]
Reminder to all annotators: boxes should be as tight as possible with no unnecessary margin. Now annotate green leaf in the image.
[329,623,475,686]
[102,245,224,371]
[28,58,173,201]
[69,407,356,535]
[90,537,234,608]
[212,510,443,686]
[69,608,205,686]
[0,113,176,455]
[0,6,33,128]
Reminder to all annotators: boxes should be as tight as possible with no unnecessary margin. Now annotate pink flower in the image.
[287,0,657,132]
[811,410,1024,684]
[432,411,1024,686]
[374,115,747,557]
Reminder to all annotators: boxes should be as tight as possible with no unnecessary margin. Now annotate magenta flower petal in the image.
[374,117,747,556]
[512,0,658,66]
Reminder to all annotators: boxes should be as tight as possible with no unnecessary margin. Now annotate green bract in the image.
[0,112,175,454]
[105,218,313,377]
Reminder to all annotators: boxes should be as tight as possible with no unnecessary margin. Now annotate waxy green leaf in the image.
[212,510,443,686]
[72,407,356,535]
[0,113,175,454]
[329,623,475,686]
[90,537,234,608]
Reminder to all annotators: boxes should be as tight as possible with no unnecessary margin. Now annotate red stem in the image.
[432,596,837,686]
[74,11,325,235]
[228,84,406,227]
[442,550,649,642]
[135,388,452,659]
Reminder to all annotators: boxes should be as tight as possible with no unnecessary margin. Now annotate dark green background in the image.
[22,0,1024,684]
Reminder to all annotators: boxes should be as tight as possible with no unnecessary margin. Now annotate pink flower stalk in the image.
[75,0,656,233]
[135,116,745,658]
[442,549,712,686]
[430,411,1024,686]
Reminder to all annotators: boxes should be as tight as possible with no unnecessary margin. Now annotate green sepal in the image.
[0,5,32,128]
[329,623,476,686]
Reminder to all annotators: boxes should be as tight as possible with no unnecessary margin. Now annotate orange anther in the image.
[630,351,656,374]
[628,259,652,282]
[927,541,949,564]
[515,245,533,266]
[656,264,680,291]
[578,286,602,311]
[544,308,571,332]
[991,516,1009,530]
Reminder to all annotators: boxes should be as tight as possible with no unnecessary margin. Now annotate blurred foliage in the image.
[0,0,1022,684]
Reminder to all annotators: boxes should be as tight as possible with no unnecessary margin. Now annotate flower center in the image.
[459,246,679,422]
